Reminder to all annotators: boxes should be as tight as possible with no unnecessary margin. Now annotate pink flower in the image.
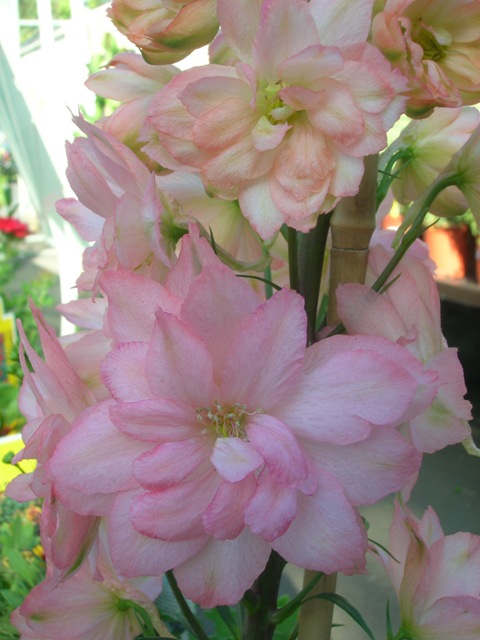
[108,0,219,64]
[86,53,179,169]
[372,0,480,117]
[13,533,169,640]
[5,305,102,576]
[145,0,406,239]
[336,231,472,453]
[49,230,428,607]
[374,501,480,639]
[56,116,175,292]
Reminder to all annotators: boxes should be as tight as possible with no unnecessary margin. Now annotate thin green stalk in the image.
[288,227,300,293]
[372,171,461,293]
[297,213,332,345]
[376,148,413,211]
[165,571,210,640]
[263,264,274,299]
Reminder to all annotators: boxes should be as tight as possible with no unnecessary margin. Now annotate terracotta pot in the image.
[423,224,476,280]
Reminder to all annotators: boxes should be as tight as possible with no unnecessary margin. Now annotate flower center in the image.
[196,402,263,440]
[416,25,446,62]
[256,80,295,125]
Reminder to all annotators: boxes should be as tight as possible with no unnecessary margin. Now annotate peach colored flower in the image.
[372,0,480,117]
[145,0,407,238]
[108,0,219,64]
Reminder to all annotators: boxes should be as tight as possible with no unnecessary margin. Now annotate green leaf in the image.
[214,606,240,640]
[270,572,324,624]
[300,593,376,640]
[0,589,23,609]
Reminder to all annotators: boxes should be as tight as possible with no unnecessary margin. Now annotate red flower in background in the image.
[0,217,30,239]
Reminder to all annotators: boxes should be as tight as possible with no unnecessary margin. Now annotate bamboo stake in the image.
[298,154,379,640]
[328,153,379,323]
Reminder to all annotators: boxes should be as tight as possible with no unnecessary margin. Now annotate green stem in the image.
[297,213,332,345]
[372,172,461,293]
[288,227,300,293]
[376,148,413,211]
[241,551,287,640]
[165,571,210,640]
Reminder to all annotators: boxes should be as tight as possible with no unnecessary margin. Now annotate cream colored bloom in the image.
[383,107,479,216]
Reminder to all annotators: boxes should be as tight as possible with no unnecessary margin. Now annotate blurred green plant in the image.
[0,274,55,436]
[0,496,43,640]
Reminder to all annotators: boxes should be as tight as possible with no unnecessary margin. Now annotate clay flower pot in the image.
[423,224,476,280]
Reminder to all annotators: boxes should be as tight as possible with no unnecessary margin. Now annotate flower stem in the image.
[241,551,287,640]
[288,226,300,293]
[297,212,332,345]
[165,571,210,640]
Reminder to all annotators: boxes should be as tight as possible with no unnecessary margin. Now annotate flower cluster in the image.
[6,0,480,638]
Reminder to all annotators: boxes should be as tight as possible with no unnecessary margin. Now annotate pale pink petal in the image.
[108,492,205,577]
[211,438,264,482]
[134,438,211,489]
[253,0,320,79]
[57,298,106,330]
[217,0,262,64]
[272,469,367,574]
[101,342,151,402]
[336,283,408,342]
[244,471,298,541]
[101,270,181,343]
[308,427,421,505]
[174,530,271,607]
[131,472,220,541]
[202,476,256,539]
[146,311,217,406]
[309,0,376,46]
[247,414,308,486]
[56,198,104,241]
[419,596,480,638]
[110,398,199,442]
[180,263,260,369]
[221,288,306,409]
[49,401,149,506]
[238,177,285,238]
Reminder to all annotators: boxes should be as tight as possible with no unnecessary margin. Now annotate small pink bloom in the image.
[336,231,472,453]
[375,501,480,639]
[86,53,179,169]
[372,0,480,117]
[57,115,175,292]
[13,533,169,640]
[145,0,406,238]
[108,0,219,64]
[5,306,101,575]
